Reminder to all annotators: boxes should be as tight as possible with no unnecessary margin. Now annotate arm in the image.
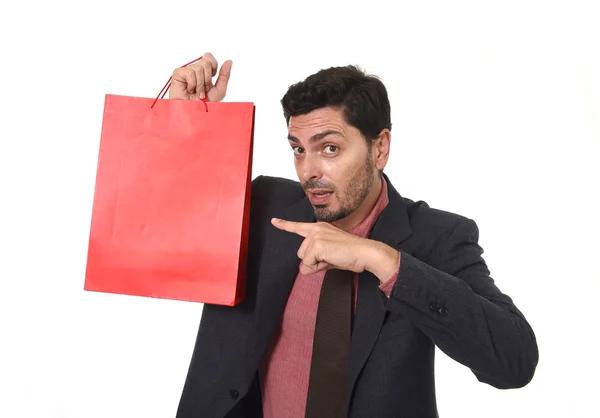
[382,218,539,389]
[270,215,538,388]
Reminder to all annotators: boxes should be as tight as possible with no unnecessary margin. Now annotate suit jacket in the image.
[176,174,539,418]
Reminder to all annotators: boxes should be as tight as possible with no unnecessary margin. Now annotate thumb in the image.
[214,60,233,98]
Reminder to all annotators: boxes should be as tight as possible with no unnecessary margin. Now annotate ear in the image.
[372,129,391,171]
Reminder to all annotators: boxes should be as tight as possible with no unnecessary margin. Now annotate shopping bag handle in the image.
[151,55,209,111]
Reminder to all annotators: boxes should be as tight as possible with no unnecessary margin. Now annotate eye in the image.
[291,146,305,156]
[323,145,339,154]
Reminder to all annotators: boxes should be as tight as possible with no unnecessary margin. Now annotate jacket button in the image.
[438,307,449,316]
[429,302,439,312]
[229,389,239,400]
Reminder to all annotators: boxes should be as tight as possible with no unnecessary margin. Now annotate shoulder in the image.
[251,175,305,207]
[394,196,480,269]
[403,197,474,232]
[385,175,474,236]
[249,175,306,224]
[393,189,480,256]
[252,174,303,193]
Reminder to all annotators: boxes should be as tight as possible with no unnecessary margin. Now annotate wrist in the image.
[365,240,400,283]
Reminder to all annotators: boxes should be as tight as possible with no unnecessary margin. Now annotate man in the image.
[172,53,539,418]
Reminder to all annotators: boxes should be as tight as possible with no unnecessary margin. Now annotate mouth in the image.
[307,189,334,205]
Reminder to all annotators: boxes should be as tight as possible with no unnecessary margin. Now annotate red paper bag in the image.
[84,94,255,306]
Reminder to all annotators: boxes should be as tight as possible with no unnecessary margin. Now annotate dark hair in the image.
[281,65,391,141]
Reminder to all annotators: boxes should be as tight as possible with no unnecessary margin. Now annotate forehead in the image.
[288,107,348,136]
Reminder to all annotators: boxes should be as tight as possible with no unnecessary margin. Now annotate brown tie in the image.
[305,268,352,418]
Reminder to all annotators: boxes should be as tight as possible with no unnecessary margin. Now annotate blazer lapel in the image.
[252,195,315,365]
[347,174,413,401]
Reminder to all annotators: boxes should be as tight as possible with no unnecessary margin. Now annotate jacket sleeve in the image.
[378,254,401,297]
[384,218,539,389]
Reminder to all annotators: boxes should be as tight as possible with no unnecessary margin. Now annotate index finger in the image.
[271,218,313,237]
[201,52,218,76]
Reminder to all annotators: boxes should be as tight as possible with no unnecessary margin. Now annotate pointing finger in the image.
[271,218,312,238]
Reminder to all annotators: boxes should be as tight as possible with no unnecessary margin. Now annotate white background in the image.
[1,0,599,417]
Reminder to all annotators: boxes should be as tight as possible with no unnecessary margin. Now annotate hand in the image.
[168,52,233,102]
[271,218,398,279]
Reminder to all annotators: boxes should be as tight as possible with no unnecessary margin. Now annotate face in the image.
[287,107,389,225]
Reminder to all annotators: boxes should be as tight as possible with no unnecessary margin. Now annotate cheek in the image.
[326,165,348,194]
[319,159,338,174]
[326,155,357,179]
[294,158,306,177]
[294,156,337,174]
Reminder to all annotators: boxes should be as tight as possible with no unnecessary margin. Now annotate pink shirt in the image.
[259,177,401,417]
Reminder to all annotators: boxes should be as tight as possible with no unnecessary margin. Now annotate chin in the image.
[313,207,345,223]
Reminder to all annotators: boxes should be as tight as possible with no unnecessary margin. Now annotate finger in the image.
[297,235,313,259]
[202,52,218,76]
[200,59,214,91]
[315,261,330,272]
[302,246,321,271]
[214,60,233,98]
[299,260,330,276]
[193,66,206,99]
[271,218,311,237]
[170,67,197,99]
[184,69,197,95]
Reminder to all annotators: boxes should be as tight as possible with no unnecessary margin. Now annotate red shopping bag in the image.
[84,59,255,306]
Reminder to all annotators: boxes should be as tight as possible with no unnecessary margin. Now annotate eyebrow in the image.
[287,130,345,144]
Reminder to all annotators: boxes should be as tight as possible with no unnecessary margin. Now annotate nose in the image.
[299,152,322,184]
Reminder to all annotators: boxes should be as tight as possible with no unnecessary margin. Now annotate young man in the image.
[172,53,538,418]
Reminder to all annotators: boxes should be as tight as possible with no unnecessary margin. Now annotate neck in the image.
[333,176,383,231]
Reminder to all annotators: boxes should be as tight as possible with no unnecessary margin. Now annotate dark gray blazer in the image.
[176,174,538,418]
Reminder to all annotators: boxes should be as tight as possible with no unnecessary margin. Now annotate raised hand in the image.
[168,52,233,102]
